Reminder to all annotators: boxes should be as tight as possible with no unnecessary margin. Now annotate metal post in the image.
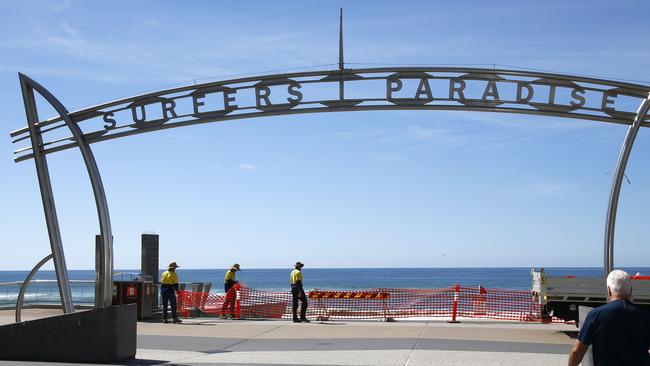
[338,8,345,101]
[19,73,114,308]
[338,8,344,71]
[20,79,74,314]
[95,235,105,308]
[604,94,650,274]
[448,284,461,323]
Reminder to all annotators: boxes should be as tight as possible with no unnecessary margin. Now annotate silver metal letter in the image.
[103,112,117,130]
[131,104,146,123]
[256,85,272,107]
[287,82,303,104]
[387,78,402,99]
[601,91,618,111]
[516,82,533,102]
[481,80,500,101]
[161,99,178,120]
[449,79,466,100]
[193,92,205,114]
[224,90,238,110]
[548,84,556,105]
[570,88,586,108]
[415,78,433,101]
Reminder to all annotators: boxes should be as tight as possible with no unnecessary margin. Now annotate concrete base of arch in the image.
[0,304,136,363]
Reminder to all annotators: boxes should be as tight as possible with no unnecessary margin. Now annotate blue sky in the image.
[2,1,650,270]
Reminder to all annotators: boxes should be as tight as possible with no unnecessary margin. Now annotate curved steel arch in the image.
[16,253,52,322]
[11,67,650,310]
[11,67,650,161]
[18,73,113,311]
[604,96,650,273]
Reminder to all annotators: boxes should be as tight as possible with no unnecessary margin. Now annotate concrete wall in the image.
[0,304,136,363]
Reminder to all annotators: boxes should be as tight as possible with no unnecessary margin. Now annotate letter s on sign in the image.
[287,82,303,104]
[103,112,117,130]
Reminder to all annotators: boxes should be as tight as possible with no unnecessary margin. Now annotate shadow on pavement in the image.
[559,330,579,339]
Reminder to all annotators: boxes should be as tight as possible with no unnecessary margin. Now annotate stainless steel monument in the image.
[9,10,650,315]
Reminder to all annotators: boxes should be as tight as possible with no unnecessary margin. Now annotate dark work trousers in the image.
[291,286,308,320]
[222,283,236,315]
[161,285,177,319]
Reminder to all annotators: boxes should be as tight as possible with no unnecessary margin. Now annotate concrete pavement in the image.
[0,309,578,365]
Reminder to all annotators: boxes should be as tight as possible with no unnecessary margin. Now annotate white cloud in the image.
[404,125,463,144]
[0,17,332,85]
[53,0,72,12]
[61,21,78,38]
[376,125,470,148]
[239,163,256,171]
[330,113,600,154]
[330,128,386,141]
[515,182,571,197]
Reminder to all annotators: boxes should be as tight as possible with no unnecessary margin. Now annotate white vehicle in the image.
[531,268,650,326]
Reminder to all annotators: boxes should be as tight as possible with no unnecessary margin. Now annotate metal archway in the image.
[11,66,650,311]
[17,73,113,312]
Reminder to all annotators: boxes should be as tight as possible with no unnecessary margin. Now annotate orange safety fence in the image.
[632,275,650,280]
[177,284,567,323]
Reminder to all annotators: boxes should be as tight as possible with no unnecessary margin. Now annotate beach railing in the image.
[0,280,95,309]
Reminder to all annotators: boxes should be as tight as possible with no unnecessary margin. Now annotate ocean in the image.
[3,267,650,291]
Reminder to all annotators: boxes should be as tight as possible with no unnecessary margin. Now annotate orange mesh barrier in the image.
[632,275,650,280]
[177,284,566,323]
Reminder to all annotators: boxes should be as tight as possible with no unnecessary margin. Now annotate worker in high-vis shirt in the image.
[221,263,241,319]
[290,261,309,322]
[161,262,182,324]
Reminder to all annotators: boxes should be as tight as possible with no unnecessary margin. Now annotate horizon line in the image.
[4,265,650,272]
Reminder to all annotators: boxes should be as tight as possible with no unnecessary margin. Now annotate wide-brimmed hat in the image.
[295,261,304,268]
[168,262,179,269]
[231,263,241,271]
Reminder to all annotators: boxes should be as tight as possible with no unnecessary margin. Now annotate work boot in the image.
[162,318,169,324]
[173,317,182,324]
[293,318,301,323]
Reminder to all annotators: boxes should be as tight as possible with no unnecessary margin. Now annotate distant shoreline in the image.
[3,266,649,271]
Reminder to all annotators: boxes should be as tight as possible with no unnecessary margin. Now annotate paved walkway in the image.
[0,309,577,365]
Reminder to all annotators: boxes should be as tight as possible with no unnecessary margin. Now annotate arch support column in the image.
[604,94,650,274]
[20,78,74,314]
[19,73,114,309]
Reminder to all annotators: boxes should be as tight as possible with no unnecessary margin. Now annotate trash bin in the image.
[112,280,156,320]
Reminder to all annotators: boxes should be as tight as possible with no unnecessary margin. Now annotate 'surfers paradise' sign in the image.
[102,73,634,129]
[11,68,650,163]
[10,65,650,314]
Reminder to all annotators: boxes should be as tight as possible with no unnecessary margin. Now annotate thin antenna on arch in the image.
[339,8,344,70]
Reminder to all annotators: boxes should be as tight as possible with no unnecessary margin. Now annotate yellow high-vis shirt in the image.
[290,269,303,285]
[161,270,178,285]
[224,270,236,283]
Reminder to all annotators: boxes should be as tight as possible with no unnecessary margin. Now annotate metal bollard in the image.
[448,284,461,323]
[234,283,241,319]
